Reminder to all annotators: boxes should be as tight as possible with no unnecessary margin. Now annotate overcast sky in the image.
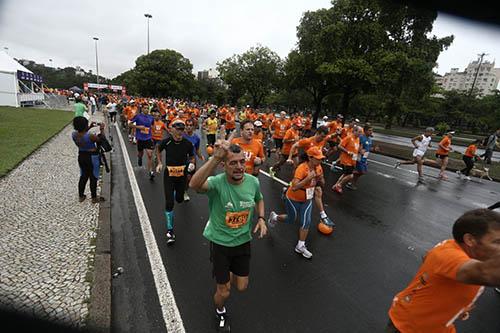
[1,0,500,79]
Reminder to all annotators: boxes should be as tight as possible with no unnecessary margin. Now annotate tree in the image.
[122,49,195,98]
[217,45,283,108]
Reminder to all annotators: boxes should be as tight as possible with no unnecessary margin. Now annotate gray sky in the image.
[1,1,500,79]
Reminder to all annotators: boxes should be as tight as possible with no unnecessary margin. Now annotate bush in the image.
[435,122,450,135]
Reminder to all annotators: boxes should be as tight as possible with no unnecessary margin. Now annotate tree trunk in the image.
[340,88,352,118]
[312,97,322,129]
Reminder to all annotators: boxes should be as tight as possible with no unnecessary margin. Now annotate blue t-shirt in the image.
[183,133,200,155]
[131,114,154,141]
[359,134,372,163]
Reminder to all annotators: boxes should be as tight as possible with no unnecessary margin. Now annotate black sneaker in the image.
[215,311,230,332]
[138,156,143,167]
[166,230,176,245]
[149,171,155,180]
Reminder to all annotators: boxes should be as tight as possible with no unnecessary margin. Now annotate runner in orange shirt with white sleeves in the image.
[332,125,361,194]
[387,208,500,333]
[231,120,265,177]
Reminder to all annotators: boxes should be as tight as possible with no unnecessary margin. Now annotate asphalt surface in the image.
[373,132,500,162]
[110,123,500,333]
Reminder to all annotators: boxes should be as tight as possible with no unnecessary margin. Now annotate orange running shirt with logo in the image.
[272,119,291,139]
[152,120,167,141]
[389,239,484,333]
[231,137,264,174]
[339,135,360,166]
[464,144,477,158]
[436,136,452,156]
[286,162,323,202]
[253,131,264,143]
[225,112,236,130]
[297,136,327,151]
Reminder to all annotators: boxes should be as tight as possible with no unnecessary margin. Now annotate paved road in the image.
[110,124,500,333]
[373,132,500,162]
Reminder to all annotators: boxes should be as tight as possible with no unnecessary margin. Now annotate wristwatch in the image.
[257,216,266,221]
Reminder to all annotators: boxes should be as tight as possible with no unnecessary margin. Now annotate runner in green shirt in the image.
[189,137,267,333]
[73,98,88,118]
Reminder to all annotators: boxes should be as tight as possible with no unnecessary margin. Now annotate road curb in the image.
[86,124,112,332]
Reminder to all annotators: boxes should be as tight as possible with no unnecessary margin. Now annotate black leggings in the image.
[78,153,99,198]
[163,174,186,211]
[460,156,474,176]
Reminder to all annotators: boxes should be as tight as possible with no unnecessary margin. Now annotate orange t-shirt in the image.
[464,144,476,158]
[340,126,353,139]
[339,135,360,166]
[151,120,167,141]
[437,136,451,156]
[127,106,138,121]
[253,131,264,143]
[328,121,342,136]
[271,119,291,139]
[225,113,236,130]
[297,136,327,151]
[260,114,268,129]
[282,128,300,155]
[389,240,484,333]
[231,137,264,174]
[286,162,323,202]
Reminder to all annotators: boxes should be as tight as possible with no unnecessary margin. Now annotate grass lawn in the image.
[373,140,500,181]
[0,106,73,177]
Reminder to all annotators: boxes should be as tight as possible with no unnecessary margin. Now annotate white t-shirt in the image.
[106,102,117,113]
[414,134,431,154]
[90,96,96,106]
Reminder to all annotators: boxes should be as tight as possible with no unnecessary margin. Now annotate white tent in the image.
[0,51,34,107]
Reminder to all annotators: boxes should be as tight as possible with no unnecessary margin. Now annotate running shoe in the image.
[132,137,137,144]
[456,170,462,179]
[495,287,500,294]
[295,244,313,259]
[215,310,230,332]
[345,183,357,190]
[184,192,190,201]
[394,161,401,169]
[269,167,275,178]
[268,211,278,228]
[464,176,471,181]
[166,230,176,245]
[138,156,143,167]
[149,171,155,180]
[438,173,448,180]
[79,195,86,202]
[333,185,343,194]
[91,196,105,204]
[417,176,425,184]
[321,216,335,228]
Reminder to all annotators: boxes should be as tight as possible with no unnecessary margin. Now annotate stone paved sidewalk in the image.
[0,112,106,328]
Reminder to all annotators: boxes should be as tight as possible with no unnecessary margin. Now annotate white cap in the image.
[74,93,80,98]
[130,99,135,103]
[323,116,328,120]
[254,120,263,127]
[246,105,250,108]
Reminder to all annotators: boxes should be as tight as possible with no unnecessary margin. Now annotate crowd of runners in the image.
[70,93,500,333]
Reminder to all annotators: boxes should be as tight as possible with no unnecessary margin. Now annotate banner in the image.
[17,71,43,83]
[84,83,126,91]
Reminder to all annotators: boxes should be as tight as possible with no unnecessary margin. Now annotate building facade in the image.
[439,59,500,96]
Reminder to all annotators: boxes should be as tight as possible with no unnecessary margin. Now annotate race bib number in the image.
[140,127,150,134]
[225,210,250,229]
[352,154,358,161]
[280,125,285,130]
[167,165,185,177]
[363,152,369,158]
[306,187,314,200]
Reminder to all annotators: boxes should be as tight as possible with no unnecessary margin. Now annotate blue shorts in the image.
[355,161,368,174]
[284,197,313,230]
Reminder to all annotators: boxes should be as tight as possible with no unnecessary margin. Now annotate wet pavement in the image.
[110,124,500,333]
[373,132,500,162]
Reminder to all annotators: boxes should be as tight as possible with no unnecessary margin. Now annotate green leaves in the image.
[217,46,283,107]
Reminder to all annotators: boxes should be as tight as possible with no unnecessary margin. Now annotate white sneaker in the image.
[183,192,190,201]
[268,211,278,228]
[394,161,401,169]
[465,176,471,181]
[456,170,462,179]
[295,244,313,259]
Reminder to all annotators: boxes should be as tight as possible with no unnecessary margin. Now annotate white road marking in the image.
[115,124,186,333]
[259,169,289,186]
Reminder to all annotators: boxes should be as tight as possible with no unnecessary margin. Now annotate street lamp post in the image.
[49,59,53,67]
[93,37,99,91]
[144,13,152,54]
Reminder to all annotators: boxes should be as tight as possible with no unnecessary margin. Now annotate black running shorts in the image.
[210,241,251,284]
[137,139,153,151]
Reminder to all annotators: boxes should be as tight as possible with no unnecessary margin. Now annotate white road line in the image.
[115,124,185,332]
[259,169,289,186]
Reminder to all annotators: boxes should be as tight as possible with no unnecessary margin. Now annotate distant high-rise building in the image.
[197,68,219,80]
[439,58,500,97]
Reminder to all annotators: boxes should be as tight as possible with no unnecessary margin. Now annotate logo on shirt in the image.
[239,201,254,209]
[225,202,234,210]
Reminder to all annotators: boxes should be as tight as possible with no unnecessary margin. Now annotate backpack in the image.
[98,133,112,152]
